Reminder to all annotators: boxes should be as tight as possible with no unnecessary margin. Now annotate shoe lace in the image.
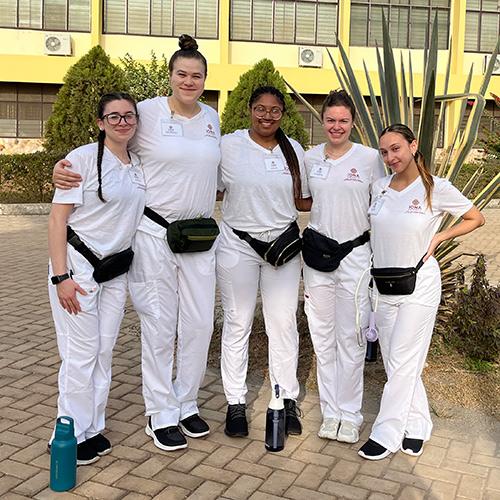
[285,400,303,419]
[229,404,246,419]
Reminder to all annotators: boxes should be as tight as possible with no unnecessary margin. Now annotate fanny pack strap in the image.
[232,228,260,245]
[67,226,100,267]
[144,206,170,229]
[415,255,426,272]
[350,230,370,248]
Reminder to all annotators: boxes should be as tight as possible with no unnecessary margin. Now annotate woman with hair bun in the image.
[303,90,385,445]
[48,92,144,465]
[217,86,310,437]
[358,124,484,460]
[53,35,221,452]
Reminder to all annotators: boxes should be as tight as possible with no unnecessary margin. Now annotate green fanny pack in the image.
[144,207,219,253]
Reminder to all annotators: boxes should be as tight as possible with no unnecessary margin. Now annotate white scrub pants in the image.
[49,246,127,444]
[128,230,216,430]
[217,222,301,404]
[370,296,438,452]
[303,244,371,428]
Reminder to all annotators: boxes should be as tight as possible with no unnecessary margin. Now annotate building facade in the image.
[0,0,499,150]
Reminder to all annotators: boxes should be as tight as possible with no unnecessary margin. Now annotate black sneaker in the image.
[358,439,391,461]
[401,437,424,457]
[179,414,210,438]
[86,433,112,456]
[284,399,303,436]
[224,404,249,437]
[47,441,100,466]
[145,418,187,451]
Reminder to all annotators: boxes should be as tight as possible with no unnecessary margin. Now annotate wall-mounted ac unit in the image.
[484,54,500,75]
[298,47,323,68]
[44,34,72,56]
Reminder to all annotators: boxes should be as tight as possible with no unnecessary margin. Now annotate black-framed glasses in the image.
[252,105,283,120]
[102,112,138,126]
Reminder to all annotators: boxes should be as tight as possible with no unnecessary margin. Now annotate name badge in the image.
[309,163,330,179]
[368,196,385,215]
[265,156,285,172]
[129,168,146,189]
[161,119,183,137]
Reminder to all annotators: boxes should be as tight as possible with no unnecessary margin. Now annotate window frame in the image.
[102,0,220,39]
[229,0,339,46]
[464,0,500,53]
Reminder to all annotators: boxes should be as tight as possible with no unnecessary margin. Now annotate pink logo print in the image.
[344,167,363,183]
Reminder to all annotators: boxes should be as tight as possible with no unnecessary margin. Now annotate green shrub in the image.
[0,151,63,202]
[220,59,309,147]
[445,255,500,362]
[455,159,500,199]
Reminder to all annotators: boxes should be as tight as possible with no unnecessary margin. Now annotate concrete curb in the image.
[1,198,500,215]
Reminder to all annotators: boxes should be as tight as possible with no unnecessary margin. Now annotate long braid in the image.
[414,150,434,210]
[276,127,302,200]
[97,129,106,203]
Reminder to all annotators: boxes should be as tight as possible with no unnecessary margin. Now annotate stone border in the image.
[1,198,499,215]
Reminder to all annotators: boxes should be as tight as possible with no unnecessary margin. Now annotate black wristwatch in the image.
[51,273,71,285]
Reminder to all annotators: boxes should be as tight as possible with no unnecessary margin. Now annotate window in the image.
[0,0,90,31]
[230,0,338,46]
[104,0,219,38]
[350,0,450,49]
[465,0,500,52]
[0,83,59,138]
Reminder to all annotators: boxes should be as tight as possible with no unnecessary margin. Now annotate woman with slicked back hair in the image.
[358,123,484,460]
[302,90,385,445]
[53,35,221,452]
[217,86,311,437]
[48,92,145,465]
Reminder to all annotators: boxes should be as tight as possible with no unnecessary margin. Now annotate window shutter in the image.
[296,1,316,44]
[197,0,217,38]
[480,12,500,52]
[0,0,17,26]
[350,4,368,45]
[104,0,126,32]
[252,0,272,41]
[317,2,337,45]
[151,0,172,35]
[274,0,295,43]
[231,0,251,39]
[18,0,42,28]
[69,0,90,31]
[173,0,195,35]
[44,0,68,30]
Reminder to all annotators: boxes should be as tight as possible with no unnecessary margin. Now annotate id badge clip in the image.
[161,119,183,137]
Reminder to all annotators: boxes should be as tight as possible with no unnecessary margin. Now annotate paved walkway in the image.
[0,211,499,500]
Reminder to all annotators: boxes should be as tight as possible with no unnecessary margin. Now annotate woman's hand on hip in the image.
[57,279,88,315]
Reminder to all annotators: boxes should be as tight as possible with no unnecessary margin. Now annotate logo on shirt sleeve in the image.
[405,198,424,214]
[344,168,363,183]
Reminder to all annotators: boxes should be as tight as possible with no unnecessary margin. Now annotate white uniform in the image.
[303,142,385,427]
[217,129,309,403]
[369,175,473,451]
[128,97,221,429]
[49,143,146,443]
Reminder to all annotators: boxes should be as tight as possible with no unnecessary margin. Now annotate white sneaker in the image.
[337,420,360,444]
[318,418,340,440]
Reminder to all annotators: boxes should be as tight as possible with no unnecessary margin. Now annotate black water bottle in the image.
[265,384,286,452]
[366,340,378,362]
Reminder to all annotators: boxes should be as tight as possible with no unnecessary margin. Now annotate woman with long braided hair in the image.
[48,92,144,465]
[217,86,311,437]
[358,124,484,460]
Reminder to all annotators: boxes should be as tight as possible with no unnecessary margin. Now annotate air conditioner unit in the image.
[298,46,323,68]
[484,54,500,75]
[44,34,72,56]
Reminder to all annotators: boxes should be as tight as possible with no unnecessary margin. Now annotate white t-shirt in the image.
[131,97,221,235]
[218,129,310,239]
[52,142,146,259]
[370,175,473,305]
[305,142,385,242]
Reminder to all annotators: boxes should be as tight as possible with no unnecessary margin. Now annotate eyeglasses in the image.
[102,112,138,126]
[252,105,283,120]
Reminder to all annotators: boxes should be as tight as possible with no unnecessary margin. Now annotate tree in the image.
[44,46,127,153]
[120,51,170,102]
[220,59,309,147]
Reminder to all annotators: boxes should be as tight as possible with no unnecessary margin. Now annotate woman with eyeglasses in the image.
[48,92,145,465]
[217,86,311,437]
[302,90,385,445]
[358,124,484,460]
[52,35,221,452]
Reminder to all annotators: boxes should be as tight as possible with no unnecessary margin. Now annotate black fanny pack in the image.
[232,221,302,267]
[302,227,370,272]
[371,256,426,295]
[144,207,219,253]
[67,226,134,283]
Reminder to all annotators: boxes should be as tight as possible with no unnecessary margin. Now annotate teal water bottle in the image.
[50,416,77,492]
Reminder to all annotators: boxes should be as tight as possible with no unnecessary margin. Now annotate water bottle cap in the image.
[54,416,75,440]
[268,385,284,410]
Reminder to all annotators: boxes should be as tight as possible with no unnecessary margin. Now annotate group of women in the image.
[48,34,484,466]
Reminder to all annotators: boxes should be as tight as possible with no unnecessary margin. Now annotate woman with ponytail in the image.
[53,35,221,452]
[358,123,484,460]
[217,86,310,437]
[48,93,144,465]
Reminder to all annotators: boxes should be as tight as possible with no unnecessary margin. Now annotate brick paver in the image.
[0,210,499,499]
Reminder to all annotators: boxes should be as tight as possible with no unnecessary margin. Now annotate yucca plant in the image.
[286,16,499,337]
